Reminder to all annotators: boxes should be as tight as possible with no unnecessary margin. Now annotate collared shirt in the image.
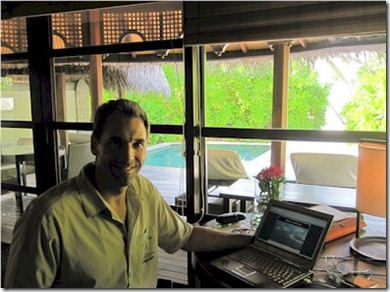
[5,163,193,288]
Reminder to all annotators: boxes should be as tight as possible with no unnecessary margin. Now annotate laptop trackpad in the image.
[232,265,280,288]
[233,265,256,277]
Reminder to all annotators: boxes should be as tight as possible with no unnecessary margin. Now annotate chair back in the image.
[207,149,248,181]
[290,152,358,188]
[67,143,95,179]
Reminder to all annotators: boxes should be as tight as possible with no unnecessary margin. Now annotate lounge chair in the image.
[290,152,358,188]
[207,149,249,187]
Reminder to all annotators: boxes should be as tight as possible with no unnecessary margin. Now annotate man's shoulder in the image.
[133,174,153,187]
[27,178,80,214]
[132,174,160,196]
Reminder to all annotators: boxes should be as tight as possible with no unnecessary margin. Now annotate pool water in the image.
[145,143,270,168]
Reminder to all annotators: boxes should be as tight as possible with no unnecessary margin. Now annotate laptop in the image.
[210,199,334,288]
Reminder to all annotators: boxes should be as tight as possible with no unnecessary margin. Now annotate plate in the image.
[349,236,386,261]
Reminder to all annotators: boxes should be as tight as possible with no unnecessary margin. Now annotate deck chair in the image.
[175,149,249,214]
[67,143,95,179]
[206,149,250,213]
[207,149,249,187]
[290,152,358,188]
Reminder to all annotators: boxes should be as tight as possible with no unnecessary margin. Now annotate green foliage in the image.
[102,59,331,143]
[205,59,330,129]
[1,77,13,90]
[341,53,386,131]
[206,61,274,128]
[288,59,330,129]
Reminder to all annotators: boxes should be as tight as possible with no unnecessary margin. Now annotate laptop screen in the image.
[253,200,333,267]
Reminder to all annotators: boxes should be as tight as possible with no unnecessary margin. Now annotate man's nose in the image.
[123,143,135,161]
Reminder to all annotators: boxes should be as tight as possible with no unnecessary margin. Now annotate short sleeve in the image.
[5,207,60,288]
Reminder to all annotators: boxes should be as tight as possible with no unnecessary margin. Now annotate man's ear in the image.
[91,135,98,156]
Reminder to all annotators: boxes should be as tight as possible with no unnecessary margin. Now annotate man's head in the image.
[92,99,150,140]
[91,99,150,188]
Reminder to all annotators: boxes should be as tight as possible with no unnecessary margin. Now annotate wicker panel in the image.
[52,13,83,48]
[103,9,182,44]
[162,10,182,40]
[2,5,182,51]
[1,18,27,53]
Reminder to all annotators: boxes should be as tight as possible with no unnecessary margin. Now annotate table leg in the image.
[240,200,246,212]
[15,158,22,185]
[222,198,230,213]
[15,157,27,195]
[15,191,24,214]
[21,161,27,187]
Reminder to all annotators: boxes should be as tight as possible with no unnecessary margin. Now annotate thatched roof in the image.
[103,64,171,97]
[1,62,171,97]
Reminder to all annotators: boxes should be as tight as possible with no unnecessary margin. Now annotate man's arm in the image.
[182,226,252,252]
[5,211,58,288]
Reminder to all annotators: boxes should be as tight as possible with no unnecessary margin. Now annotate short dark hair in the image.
[92,99,150,140]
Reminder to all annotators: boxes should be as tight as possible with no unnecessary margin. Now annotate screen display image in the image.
[268,216,309,252]
[256,205,327,259]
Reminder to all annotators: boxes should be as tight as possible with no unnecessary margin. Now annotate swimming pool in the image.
[144,143,270,168]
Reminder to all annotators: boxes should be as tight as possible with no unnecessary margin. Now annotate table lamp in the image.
[350,139,386,261]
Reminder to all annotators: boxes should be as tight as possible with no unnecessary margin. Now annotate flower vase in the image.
[250,191,270,229]
[250,182,284,229]
[270,182,283,201]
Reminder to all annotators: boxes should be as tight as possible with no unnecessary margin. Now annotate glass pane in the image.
[141,134,186,207]
[205,138,359,213]
[204,138,358,183]
[204,36,386,133]
[293,52,386,132]
[1,17,28,54]
[286,141,358,184]
[205,56,273,128]
[1,65,32,121]
[1,128,36,188]
[56,130,92,183]
[54,54,184,124]
[205,138,270,179]
[51,2,183,49]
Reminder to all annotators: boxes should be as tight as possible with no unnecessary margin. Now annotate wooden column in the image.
[27,16,60,193]
[89,10,103,118]
[271,42,289,170]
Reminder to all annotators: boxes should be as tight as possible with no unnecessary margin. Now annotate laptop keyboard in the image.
[229,249,307,287]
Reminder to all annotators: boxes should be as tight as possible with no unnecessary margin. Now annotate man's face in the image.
[92,112,147,187]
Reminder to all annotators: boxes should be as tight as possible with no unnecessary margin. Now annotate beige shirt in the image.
[5,163,193,288]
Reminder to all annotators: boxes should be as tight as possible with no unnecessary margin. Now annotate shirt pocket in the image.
[132,225,158,287]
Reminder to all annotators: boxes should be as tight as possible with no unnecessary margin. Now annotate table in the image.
[2,145,66,213]
[2,145,67,187]
[2,145,35,187]
[195,214,386,288]
[212,178,356,212]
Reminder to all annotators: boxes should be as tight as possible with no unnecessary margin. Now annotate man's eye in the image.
[109,139,122,147]
[133,142,144,149]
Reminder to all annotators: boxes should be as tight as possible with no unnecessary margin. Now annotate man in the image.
[5,99,252,288]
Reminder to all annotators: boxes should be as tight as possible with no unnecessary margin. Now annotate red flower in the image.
[255,165,285,197]
[255,165,284,181]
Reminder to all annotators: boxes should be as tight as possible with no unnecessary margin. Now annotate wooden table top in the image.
[198,213,386,288]
[214,178,356,210]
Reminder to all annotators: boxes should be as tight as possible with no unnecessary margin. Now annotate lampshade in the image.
[355,141,386,217]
